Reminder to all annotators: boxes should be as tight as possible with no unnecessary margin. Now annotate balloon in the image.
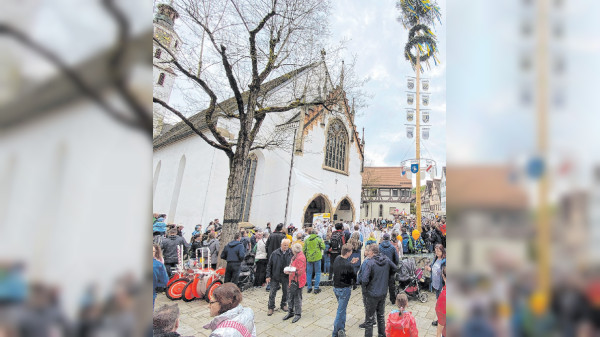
[412,229,420,240]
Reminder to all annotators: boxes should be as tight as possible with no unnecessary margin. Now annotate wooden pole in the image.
[416,45,422,232]
[537,0,550,295]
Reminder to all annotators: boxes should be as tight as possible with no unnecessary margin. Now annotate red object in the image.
[440,224,446,235]
[436,285,447,336]
[288,251,307,288]
[426,165,433,172]
[166,278,188,300]
[205,281,222,303]
[385,311,418,337]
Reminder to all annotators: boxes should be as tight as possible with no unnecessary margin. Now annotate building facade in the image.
[153,61,365,230]
[360,167,413,220]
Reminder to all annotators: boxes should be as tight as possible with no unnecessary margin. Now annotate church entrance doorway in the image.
[302,195,331,226]
[333,197,355,223]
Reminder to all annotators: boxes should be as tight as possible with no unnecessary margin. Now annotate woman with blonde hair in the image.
[348,232,363,274]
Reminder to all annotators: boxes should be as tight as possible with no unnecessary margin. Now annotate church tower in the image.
[153,2,181,138]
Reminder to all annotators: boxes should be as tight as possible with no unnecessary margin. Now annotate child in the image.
[386,293,418,337]
[366,232,377,246]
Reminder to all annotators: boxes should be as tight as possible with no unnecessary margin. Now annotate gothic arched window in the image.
[324,119,348,172]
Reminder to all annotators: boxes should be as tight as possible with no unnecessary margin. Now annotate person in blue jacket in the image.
[379,233,400,304]
[153,244,169,308]
[221,232,247,285]
[153,215,167,236]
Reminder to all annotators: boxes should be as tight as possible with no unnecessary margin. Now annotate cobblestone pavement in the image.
[155,282,438,337]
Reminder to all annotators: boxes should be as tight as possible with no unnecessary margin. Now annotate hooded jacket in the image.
[303,234,325,262]
[379,240,400,266]
[361,254,398,298]
[385,311,419,337]
[203,304,257,337]
[160,235,190,264]
[153,218,167,233]
[221,240,246,263]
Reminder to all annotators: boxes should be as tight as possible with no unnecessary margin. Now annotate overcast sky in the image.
[328,0,447,181]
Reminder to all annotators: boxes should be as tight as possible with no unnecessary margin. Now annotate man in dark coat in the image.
[220,232,246,284]
[265,223,287,260]
[361,244,398,337]
[378,233,400,304]
[160,228,190,277]
[266,239,292,316]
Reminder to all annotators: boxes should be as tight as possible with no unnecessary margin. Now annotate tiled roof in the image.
[448,166,528,210]
[362,167,412,188]
[153,62,318,149]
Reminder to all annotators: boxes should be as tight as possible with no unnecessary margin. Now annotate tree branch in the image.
[102,0,152,131]
[153,37,233,149]
[0,23,146,132]
[153,97,234,159]
[219,45,245,118]
[249,1,278,88]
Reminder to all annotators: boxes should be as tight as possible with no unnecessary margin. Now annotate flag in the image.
[426,164,433,172]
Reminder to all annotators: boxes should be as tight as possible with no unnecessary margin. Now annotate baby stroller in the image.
[237,253,256,292]
[395,258,428,303]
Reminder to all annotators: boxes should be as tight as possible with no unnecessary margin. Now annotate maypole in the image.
[397,0,441,232]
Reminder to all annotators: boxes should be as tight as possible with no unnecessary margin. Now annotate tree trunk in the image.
[217,144,251,268]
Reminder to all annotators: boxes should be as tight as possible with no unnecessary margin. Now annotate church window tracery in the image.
[324,119,348,172]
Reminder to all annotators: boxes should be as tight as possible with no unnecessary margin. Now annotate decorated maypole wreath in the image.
[396,0,441,232]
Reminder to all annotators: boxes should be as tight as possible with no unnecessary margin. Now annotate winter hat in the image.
[382,233,391,240]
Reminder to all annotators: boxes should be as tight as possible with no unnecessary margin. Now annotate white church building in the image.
[152,4,365,231]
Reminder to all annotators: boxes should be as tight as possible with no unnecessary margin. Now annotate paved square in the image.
[155,284,438,336]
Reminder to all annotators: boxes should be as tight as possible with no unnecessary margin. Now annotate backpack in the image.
[329,231,345,253]
[408,236,415,253]
[401,234,410,254]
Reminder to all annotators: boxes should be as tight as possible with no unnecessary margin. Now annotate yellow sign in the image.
[322,213,331,219]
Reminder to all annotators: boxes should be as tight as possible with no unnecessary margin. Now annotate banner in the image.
[423,127,430,140]
[422,94,430,106]
[423,111,430,123]
[407,78,415,90]
[406,109,414,122]
[422,79,429,91]
[407,126,414,139]
[407,93,414,105]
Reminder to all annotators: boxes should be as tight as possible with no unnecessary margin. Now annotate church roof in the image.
[153,62,318,149]
[362,167,412,188]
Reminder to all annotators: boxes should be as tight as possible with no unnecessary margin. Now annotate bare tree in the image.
[0,0,152,133]
[153,0,367,261]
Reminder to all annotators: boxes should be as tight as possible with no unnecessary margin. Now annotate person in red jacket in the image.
[386,293,418,337]
[435,266,446,337]
[283,243,307,323]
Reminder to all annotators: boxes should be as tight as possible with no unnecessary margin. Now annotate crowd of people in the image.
[152,213,447,337]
